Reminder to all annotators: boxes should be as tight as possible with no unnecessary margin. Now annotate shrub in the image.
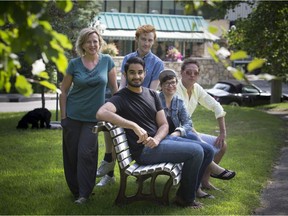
[101,43,119,56]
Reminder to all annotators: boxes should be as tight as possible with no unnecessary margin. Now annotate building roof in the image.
[95,12,219,42]
[98,12,207,32]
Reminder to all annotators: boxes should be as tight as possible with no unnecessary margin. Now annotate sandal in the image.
[210,169,236,180]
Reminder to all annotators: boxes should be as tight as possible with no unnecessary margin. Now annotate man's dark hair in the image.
[124,56,146,73]
[181,58,200,72]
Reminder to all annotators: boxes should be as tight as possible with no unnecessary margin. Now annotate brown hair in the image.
[135,24,157,40]
[181,58,200,72]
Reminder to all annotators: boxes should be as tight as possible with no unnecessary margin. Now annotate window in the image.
[242,85,259,94]
[162,1,174,14]
[121,1,134,13]
[175,1,184,15]
[105,0,120,12]
[149,1,161,14]
[135,0,148,13]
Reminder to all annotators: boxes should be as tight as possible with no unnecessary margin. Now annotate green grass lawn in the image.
[0,104,287,215]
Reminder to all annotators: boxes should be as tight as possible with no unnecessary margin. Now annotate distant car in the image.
[206,80,288,106]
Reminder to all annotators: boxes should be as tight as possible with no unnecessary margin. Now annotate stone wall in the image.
[112,56,233,86]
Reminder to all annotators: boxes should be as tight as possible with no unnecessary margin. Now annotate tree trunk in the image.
[41,85,45,108]
[270,79,282,104]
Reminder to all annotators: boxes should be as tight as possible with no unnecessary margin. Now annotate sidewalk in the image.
[254,111,288,215]
[0,93,58,113]
[0,93,57,102]
[0,100,58,113]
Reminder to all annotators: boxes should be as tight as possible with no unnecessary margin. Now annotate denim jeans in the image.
[136,135,214,203]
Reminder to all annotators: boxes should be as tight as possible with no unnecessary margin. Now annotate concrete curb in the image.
[0,94,58,102]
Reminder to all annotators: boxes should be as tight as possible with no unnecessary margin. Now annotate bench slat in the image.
[114,141,129,153]
[125,163,139,175]
[118,157,132,169]
[113,135,127,146]
[110,127,125,138]
[155,163,166,171]
[117,149,131,161]
[163,162,174,172]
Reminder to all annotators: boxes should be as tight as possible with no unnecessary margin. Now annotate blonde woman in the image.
[60,27,118,204]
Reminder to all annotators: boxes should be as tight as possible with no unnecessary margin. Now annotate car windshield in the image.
[242,85,260,93]
[213,83,231,92]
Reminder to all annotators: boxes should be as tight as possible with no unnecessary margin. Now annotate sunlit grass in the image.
[0,105,286,215]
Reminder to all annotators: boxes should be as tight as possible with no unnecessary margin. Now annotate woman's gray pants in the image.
[62,118,98,198]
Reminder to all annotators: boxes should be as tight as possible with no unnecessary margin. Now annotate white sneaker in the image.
[96,160,115,177]
[74,197,88,204]
[96,175,116,187]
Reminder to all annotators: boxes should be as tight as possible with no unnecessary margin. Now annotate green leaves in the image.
[208,25,218,35]
[39,80,60,94]
[15,75,33,97]
[227,66,245,80]
[55,0,73,13]
[51,52,68,75]
[230,51,248,61]
[0,1,73,96]
[247,59,266,72]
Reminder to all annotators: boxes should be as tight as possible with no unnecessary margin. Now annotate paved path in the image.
[253,111,288,215]
[0,100,58,113]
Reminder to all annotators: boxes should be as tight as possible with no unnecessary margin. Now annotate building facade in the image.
[97,0,219,60]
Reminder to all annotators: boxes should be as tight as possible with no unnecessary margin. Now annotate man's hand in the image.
[214,133,226,149]
[143,137,160,148]
[133,125,148,143]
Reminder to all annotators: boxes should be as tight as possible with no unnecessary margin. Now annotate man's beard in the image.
[127,79,143,87]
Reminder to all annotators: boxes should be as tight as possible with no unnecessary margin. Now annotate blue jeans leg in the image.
[168,135,214,190]
[136,136,204,203]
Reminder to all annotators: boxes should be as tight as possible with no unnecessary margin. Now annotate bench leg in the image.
[150,172,173,205]
[114,170,174,206]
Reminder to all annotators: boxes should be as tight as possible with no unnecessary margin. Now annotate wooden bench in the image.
[93,121,183,206]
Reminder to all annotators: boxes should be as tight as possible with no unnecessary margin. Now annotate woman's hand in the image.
[170,131,181,137]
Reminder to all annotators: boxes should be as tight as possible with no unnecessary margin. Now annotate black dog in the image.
[16,108,51,129]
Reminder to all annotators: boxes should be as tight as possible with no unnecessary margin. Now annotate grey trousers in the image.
[62,117,98,198]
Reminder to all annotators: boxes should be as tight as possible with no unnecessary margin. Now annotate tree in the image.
[41,0,102,110]
[0,0,103,109]
[227,2,288,79]
[46,0,103,58]
[227,1,288,102]
[177,0,286,103]
[0,1,73,97]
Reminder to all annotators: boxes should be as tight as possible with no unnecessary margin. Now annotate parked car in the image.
[206,80,288,106]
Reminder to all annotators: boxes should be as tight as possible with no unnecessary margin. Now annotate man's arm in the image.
[154,110,169,141]
[142,110,169,148]
[214,116,227,148]
[96,102,148,143]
